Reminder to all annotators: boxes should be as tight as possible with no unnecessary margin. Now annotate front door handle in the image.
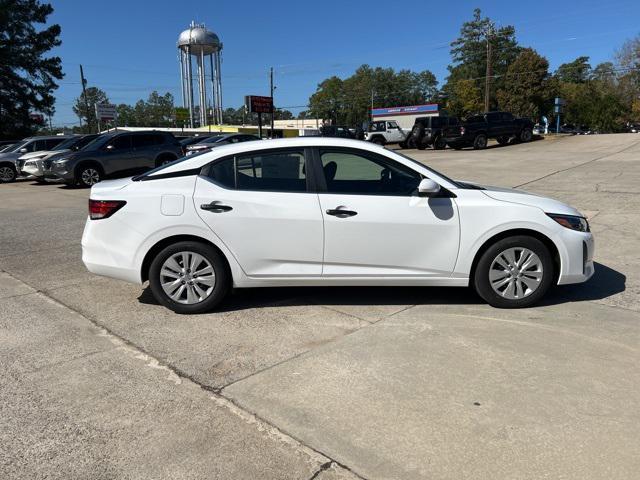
[326,207,357,218]
[201,201,233,213]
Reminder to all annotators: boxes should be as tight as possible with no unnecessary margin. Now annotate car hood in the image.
[461,180,582,217]
[20,149,71,161]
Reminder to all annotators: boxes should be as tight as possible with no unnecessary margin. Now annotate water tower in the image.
[177,22,223,127]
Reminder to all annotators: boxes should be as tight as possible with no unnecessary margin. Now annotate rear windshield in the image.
[466,115,485,123]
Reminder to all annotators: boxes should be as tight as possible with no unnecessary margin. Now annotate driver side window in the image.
[320,149,421,196]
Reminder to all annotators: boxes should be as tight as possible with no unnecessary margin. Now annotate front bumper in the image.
[557,230,595,285]
[46,162,75,182]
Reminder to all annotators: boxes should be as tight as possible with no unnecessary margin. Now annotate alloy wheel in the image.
[489,247,543,300]
[0,166,16,182]
[81,168,100,186]
[160,251,216,305]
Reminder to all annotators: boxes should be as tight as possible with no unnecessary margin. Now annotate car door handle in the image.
[201,201,233,213]
[326,207,357,218]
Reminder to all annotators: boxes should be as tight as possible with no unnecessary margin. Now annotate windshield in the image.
[199,135,226,144]
[392,150,460,188]
[53,137,81,150]
[7,140,30,152]
[132,155,196,180]
[81,135,112,151]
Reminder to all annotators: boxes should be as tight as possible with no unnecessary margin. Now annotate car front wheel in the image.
[473,235,554,308]
[473,134,488,150]
[77,165,102,187]
[0,165,17,183]
[149,241,230,314]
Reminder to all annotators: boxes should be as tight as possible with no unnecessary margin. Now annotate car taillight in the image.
[460,126,465,134]
[88,199,126,220]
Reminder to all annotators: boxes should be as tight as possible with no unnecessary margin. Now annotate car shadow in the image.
[137,261,625,314]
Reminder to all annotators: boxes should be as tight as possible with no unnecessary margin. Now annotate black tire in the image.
[473,134,488,150]
[496,136,510,145]
[519,128,533,143]
[407,136,417,149]
[473,235,554,309]
[398,141,407,149]
[433,136,447,150]
[371,136,385,145]
[156,154,177,167]
[76,163,103,188]
[0,164,17,183]
[149,241,230,314]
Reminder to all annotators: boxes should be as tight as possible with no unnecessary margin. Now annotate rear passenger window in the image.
[206,150,307,192]
[132,134,162,148]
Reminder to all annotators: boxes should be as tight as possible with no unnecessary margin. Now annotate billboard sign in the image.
[371,104,439,118]
[245,95,273,114]
[95,103,117,122]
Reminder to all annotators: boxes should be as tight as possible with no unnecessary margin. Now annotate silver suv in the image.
[45,131,183,187]
[0,136,70,183]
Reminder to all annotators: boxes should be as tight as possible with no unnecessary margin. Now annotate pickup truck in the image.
[445,111,534,150]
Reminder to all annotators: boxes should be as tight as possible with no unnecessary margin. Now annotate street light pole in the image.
[270,67,275,138]
[484,24,494,112]
[79,65,91,132]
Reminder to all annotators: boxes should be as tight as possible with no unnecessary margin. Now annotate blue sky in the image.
[48,0,640,125]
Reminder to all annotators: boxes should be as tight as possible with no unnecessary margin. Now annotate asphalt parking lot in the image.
[2,133,639,479]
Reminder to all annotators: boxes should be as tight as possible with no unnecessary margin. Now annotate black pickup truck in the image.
[445,111,534,150]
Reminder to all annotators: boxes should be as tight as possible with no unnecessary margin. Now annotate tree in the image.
[555,56,591,83]
[0,0,63,139]
[616,35,640,121]
[446,79,483,118]
[497,48,552,118]
[443,8,521,112]
[72,86,109,132]
[308,65,438,125]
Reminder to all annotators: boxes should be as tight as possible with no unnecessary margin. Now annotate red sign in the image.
[29,113,45,124]
[245,95,273,114]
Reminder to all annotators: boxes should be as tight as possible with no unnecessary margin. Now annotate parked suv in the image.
[45,131,182,187]
[408,116,460,150]
[364,120,408,146]
[445,112,534,150]
[19,134,98,182]
[0,135,70,183]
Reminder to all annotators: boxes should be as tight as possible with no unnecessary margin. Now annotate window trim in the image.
[200,146,317,194]
[312,146,426,197]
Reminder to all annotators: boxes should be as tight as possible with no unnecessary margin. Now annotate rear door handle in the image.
[201,201,233,213]
[326,207,357,218]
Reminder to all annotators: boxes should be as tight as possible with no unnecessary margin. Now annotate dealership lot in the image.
[2,134,639,479]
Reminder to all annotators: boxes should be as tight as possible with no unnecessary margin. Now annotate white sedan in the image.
[82,137,594,313]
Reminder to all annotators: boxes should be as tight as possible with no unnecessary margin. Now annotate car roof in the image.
[150,137,457,188]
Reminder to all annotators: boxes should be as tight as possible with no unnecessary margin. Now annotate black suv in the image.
[445,111,534,150]
[408,116,460,150]
[45,131,183,187]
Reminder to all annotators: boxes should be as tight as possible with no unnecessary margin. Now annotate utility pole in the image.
[269,67,275,138]
[79,65,91,132]
[484,23,494,112]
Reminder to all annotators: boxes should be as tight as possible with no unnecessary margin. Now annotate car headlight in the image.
[53,157,70,165]
[547,213,590,232]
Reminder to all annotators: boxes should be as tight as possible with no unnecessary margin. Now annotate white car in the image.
[82,137,594,313]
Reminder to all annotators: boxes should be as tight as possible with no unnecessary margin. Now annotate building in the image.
[371,104,440,130]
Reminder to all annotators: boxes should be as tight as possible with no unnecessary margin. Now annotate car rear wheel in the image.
[77,164,102,187]
[0,165,17,183]
[149,241,230,314]
[156,154,177,167]
[473,134,488,150]
[433,136,447,150]
[473,236,554,308]
[371,137,385,145]
[519,128,533,142]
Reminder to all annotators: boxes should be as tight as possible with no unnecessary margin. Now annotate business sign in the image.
[29,113,45,124]
[95,103,117,122]
[372,104,439,118]
[245,95,273,114]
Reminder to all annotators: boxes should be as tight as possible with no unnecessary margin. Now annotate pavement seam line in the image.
[2,268,369,479]
[513,138,640,188]
[308,461,335,480]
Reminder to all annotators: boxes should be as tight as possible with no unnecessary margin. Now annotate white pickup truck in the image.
[364,120,408,146]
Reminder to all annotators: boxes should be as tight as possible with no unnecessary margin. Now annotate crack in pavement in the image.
[513,139,640,189]
[2,269,369,480]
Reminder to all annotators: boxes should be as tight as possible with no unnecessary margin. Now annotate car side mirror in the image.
[19,148,28,153]
[105,144,115,150]
[418,178,441,196]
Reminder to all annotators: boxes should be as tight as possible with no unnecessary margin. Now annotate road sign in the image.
[95,103,117,122]
[245,95,273,114]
